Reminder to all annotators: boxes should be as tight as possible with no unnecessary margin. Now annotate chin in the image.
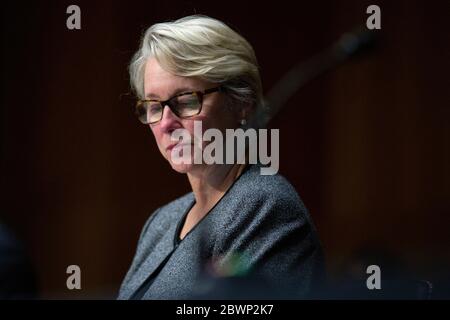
[165,146,198,174]
[169,161,194,174]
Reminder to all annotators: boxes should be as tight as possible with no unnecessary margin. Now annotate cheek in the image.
[186,117,210,138]
[203,112,235,132]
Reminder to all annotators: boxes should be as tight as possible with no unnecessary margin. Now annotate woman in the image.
[118,15,325,299]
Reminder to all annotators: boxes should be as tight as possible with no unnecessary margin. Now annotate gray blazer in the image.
[118,164,325,299]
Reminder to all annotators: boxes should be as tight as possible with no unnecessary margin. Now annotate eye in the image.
[176,95,198,108]
[148,103,161,113]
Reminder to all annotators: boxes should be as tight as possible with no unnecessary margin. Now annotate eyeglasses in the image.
[135,86,222,124]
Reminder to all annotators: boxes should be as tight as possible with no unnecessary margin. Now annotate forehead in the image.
[143,58,208,99]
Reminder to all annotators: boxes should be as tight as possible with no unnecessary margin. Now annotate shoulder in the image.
[213,164,315,243]
[139,192,194,240]
[228,164,308,219]
[212,165,325,294]
[241,164,302,198]
[153,192,194,223]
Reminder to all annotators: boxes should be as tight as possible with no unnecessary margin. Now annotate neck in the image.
[186,163,246,214]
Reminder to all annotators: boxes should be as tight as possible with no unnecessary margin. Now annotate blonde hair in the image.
[129,15,267,128]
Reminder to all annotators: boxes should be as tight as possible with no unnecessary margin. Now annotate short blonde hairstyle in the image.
[129,15,267,128]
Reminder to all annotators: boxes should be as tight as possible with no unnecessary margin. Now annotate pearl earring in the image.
[240,119,247,126]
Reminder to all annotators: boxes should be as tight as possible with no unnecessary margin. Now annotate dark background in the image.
[1,0,449,298]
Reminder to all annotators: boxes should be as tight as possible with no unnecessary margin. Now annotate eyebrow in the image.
[145,87,195,100]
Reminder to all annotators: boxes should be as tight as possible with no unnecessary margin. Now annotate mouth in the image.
[166,143,178,152]
[166,143,192,152]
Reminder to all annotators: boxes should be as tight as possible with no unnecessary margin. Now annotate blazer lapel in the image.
[119,193,195,299]
[122,223,176,299]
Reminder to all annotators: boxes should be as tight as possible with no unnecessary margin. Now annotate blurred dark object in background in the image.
[317,245,450,299]
[0,223,38,299]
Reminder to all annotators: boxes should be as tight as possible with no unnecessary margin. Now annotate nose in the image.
[156,104,182,134]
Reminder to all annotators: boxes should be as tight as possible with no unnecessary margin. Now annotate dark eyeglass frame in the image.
[135,86,222,124]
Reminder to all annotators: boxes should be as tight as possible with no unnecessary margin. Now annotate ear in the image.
[238,102,255,121]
